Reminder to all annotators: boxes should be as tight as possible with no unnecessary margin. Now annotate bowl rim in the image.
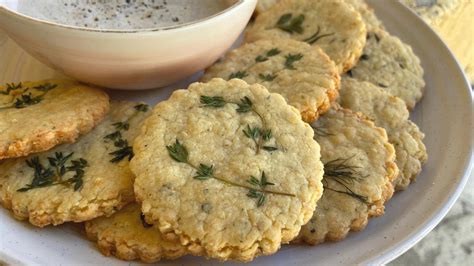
[0,0,248,33]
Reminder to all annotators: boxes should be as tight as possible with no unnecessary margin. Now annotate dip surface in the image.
[10,0,232,30]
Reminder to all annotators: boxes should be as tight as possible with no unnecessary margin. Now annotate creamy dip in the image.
[9,0,233,30]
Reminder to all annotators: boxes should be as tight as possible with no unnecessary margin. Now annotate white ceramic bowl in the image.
[0,0,256,89]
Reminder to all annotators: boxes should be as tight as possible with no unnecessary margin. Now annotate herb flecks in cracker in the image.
[200,95,278,154]
[166,139,295,207]
[18,152,88,192]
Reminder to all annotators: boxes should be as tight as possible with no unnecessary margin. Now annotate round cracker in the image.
[338,77,427,190]
[295,107,397,245]
[345,0,384,31]
[0,80,109,159]
[255,0,383,32]
[246,0,367,73]
[202,38,340,122]
[0,101,150,227]
[85,203,186,263]
[130,78,324,262]
[346,29,425,109]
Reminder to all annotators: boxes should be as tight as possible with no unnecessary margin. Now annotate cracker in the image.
[0,101,150,227]
[0,80,109,159]
[130,78,324,262]
[346,30,425,109]
[246,0,367,73]
[255,0,384,31]
[295,107,397,245]
[338,78,427,190]
[85,203,186,263]
[202,38,340,122]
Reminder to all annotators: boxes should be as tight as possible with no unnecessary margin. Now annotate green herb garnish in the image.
[200,95,278,154]
[104,103,150,163]
[255,48,282,62]
[303,26,335,44]
[17,152,88,192]
[276,13,305,34]
[166,139,295,206]
[323,156,369,203]
[258,73,277,81]
[0,82,56,110]
[284,53,304,70]
[228,71,249,79]
[0,82,22,95]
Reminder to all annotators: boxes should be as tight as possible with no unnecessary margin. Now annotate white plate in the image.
[0,1,473,265]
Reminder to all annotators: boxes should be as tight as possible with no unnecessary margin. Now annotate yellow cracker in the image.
[0,101,150,227]
[202,38,340,122]
[296,107,397,245]
[0,80,109,159]
[131,78,324,262]
[246,0,367,73]
[85,203,186,263]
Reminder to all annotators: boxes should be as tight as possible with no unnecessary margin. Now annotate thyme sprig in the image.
[200,95,278,154]
[0,82,57,110]
[17,152,88,192]
[104,103,149,163]
[323,156,369,203]
[303,26,335,44]
[275,13,305,34]
[166,139,295,206]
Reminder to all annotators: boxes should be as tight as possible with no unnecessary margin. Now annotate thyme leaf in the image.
[259,73,277,81]
[134,103,149,112]
[0,82,22,95]
[228,71,249,79]
[166,140,294,207]
[200,95,226,108]
[255,48,282,62]
[284,53,303,70]
[166,139,189,163]
[276,13,305,34]
[236,96,252,113]
[0,82,56,110]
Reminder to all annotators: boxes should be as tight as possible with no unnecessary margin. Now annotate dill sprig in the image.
[104,103,150,163]
[200,95,278,154]
[166,139,295,206]
[323,156,369,203]
[17,152,88,192]
[303,25,335,44]
[275,13,305,34]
